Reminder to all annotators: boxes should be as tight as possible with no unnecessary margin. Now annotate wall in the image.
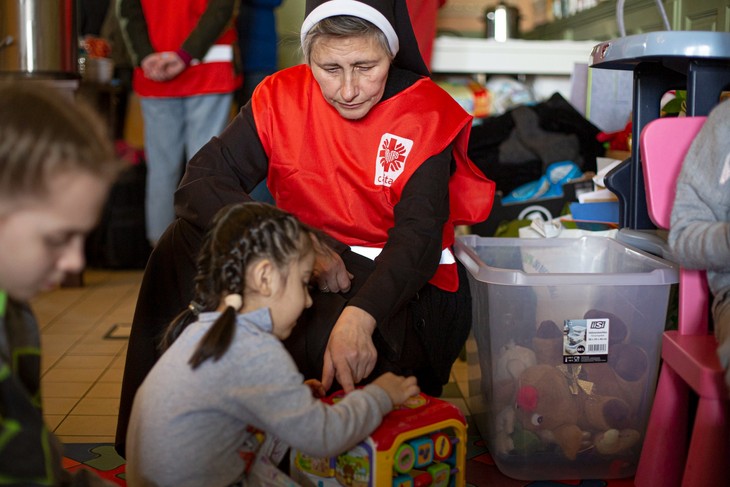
[274,0,730,57]
[437,0,538,37]
[523,0,730,41]
[276,0,305,69]
[274,0,540,67]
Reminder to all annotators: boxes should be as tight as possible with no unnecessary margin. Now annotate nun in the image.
[115,0,494,458]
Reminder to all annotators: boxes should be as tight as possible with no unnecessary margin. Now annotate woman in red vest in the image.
[116,0,494,458]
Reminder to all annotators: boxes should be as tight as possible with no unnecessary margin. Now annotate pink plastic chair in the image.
[634,116,730,486]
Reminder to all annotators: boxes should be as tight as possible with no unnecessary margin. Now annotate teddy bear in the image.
[492,339,538,408]
[578,309,650,418]
[495,339,538,382]
[531,320,564,366]
[530,310,646,415]
[511,364,632,460]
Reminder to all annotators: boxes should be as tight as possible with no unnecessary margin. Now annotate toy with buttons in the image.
[291,393,467,487]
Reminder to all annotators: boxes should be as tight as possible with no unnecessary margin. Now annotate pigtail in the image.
[159,301,204,352]
[188,294,242,369]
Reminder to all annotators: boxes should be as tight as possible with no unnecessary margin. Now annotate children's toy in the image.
[290,392,467,487]
[512,364,632,460]
[596,120,632,152]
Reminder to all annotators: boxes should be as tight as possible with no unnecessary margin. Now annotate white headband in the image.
[300,0,399,56]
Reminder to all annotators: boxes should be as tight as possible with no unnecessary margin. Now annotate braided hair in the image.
[162,202,313,369]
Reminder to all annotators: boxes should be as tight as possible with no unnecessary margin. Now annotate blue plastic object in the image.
[502,161,582,203]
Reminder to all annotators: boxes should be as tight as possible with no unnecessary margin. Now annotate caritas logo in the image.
[374,133,413,187]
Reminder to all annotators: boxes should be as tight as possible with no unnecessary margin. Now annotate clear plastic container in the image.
[455,235,678,480]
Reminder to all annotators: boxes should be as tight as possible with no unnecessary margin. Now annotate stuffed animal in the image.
[531,320,564,365]
[512,364,632,460]
[495,339,537,382]
[494,406,516,455]
[493,339,538,409]
[580,309,649,416]
[594,428,641,455]
[580,342,649,417]
[597,120,632,152]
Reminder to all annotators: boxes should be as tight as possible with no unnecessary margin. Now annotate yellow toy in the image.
[291,393,467,487]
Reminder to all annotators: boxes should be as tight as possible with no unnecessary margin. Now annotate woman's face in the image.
[310,34,391,120]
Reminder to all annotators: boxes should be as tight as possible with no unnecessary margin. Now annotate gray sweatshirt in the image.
[125,308,392,487]
[669,98,730,361]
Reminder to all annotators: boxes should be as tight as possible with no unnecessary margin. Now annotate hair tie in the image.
[224,293,243,312]
[188,300,204,316]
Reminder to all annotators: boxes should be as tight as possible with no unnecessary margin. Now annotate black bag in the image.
[85,160,151,269]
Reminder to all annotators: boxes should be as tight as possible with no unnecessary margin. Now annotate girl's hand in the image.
[321,306,377,393]
[372,373,420,407]
[304,379,327,399]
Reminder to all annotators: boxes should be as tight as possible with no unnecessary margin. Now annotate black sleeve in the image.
[181,0,236,60]
[348,145,452,323]
[117,0,153,66]
[174,104,269,232]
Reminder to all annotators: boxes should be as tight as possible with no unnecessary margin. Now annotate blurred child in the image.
[669,98,730,392]
[0,82,122,485]
[125,202,419,487]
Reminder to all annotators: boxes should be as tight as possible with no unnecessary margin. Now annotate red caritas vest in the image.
[252,65,494,291]
[132,0,239,97]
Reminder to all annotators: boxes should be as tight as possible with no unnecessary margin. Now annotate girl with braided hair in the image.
[125,202,419,487]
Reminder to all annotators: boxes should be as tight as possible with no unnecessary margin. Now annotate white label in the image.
[563,318,609,363]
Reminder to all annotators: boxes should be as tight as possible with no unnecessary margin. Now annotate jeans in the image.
[140,93,233,243]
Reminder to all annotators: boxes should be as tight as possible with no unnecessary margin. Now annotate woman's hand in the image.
[321,306,377,393]
[311,235,352,293]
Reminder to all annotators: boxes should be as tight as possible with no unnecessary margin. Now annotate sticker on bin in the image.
[563,318,609,363]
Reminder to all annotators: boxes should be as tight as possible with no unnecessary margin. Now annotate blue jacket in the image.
[237,0,283,72]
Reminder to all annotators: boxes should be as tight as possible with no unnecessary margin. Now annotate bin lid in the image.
[455,235,678,286]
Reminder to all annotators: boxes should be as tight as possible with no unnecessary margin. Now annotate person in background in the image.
[669,97,730,392]
[235,0,283,204]
[117,0,241,246]
[101,2,135,141]
[125,202,419,486]
[0,82,123,486]
[115,0,494,458]
[78,0,112,37]
[405,0,446,70]
[236,0,283,105]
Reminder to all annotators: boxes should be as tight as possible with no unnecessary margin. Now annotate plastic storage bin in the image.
[454,235,678,480]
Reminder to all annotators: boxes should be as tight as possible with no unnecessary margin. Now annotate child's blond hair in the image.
[0,81,122,204]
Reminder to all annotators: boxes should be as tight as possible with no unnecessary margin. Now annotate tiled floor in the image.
[33,269,142,444]
[32,268,472,444]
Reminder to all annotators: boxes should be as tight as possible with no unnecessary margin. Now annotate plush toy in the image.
[495,339,537,382]
[597,120,632,152]
[513,364,632,460]
[494,406,516,455]
[493,339,538,409]
[579,310,649,416]
[494,403,546,456]
[594,428,641,456]
[583,309,629,345]
[532,320,564,366]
